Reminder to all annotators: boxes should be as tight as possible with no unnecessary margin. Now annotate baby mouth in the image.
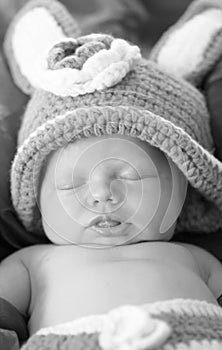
[95,219,121,228]
[88,216,129,236]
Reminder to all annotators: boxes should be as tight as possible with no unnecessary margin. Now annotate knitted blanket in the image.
[21,299,222,350]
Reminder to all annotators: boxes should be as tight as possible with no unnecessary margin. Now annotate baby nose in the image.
[88,178,125,206]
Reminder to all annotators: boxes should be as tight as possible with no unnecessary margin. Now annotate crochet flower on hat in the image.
[14,26,141,97]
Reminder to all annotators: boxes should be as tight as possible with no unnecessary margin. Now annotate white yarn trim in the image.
[36,313,106,336]
[142,298,222,317]
[156,9,222,79]
[30,35,141,96]
[172,340,222,350]
[12,7,66,87]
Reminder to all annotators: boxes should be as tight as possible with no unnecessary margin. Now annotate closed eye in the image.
[119,169,157,181]
[57,178,86,190]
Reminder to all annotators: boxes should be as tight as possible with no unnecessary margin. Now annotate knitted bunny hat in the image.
[3,0,222,236]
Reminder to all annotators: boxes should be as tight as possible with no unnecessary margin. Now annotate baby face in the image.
[39,135,187,247]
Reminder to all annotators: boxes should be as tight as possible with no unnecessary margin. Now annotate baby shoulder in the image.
[177,242,221,280]
[1,244,55,267]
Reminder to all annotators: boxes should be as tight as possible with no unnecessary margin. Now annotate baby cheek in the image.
[124,179,161,222]
[56,190,85,223]
[41,191,84,241]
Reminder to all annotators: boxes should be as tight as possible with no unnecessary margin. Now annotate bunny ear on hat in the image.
[3,0,80,95]
[150,0,222,86]
[149,0,222,233]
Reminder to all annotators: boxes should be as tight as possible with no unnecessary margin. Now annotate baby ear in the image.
[3,0,80,95]
[150,0,222,86]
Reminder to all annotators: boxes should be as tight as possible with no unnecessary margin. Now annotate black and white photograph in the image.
[0,1,222,349]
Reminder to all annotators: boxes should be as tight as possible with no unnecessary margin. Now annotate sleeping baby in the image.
[1,134,222,336]
[2,0,222,348]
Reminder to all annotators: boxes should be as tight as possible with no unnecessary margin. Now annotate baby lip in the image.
[96,220,120,228]
[88,215,131,237]
[89,216,122,228]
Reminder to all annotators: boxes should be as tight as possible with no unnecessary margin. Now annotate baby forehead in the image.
[52,135,168,167]
[44,135,172,177]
